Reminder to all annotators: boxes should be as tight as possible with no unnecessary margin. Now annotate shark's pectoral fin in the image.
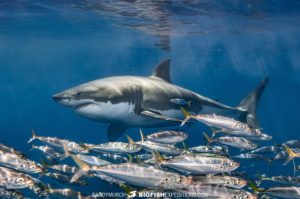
[107,123,128,141]
[140,109,187,123]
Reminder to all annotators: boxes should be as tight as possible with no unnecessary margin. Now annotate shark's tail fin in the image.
[237,76,269,130]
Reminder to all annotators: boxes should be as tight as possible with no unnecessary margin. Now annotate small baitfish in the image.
[0,150,44,174]
[138,130,184,155]
[0,143,27,159]
[181,107,262,136]
[0,166,36,189]
[28,130,89,154]
[250,145,283,154]
[44,172,87,186]
[155,152,240,175]
[170,98,192,107]
[187,174,247,189]
[178,184,257,199]
[0,188,23,199]
[203,132,258,150]
[141,129,188,144]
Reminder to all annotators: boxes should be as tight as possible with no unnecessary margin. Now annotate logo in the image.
[127,190,137,198]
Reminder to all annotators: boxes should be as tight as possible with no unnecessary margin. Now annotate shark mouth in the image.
[74,102,93,111]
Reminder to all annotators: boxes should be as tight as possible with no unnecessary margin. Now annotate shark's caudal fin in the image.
[237,76,269,129]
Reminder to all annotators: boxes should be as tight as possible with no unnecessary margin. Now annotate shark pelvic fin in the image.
[151,58,172,83]
[107,123,128,141]
[140,109,185,123]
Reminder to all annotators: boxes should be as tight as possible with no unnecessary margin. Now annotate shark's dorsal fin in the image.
[151,58,172,83]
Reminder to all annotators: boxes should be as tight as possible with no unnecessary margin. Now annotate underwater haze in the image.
[0,0,299,198]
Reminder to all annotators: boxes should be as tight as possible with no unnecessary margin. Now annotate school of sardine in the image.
[0,108,299,198]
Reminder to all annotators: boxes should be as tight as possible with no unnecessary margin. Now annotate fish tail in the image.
[78,141,90,152]
[135,154,142,164]
[126,134,135,145]
[202,132,212,146]
[127,154,133,163]
[249,180,262,193]
[283,144,298,166]
[182,141,187,150]
[180,107,192,126]
[40,159,50,169]
[187,100,192,107]
[28,129,38,143]
[266,158,272,168]
[30,143,37,152]
[139,129,144,144]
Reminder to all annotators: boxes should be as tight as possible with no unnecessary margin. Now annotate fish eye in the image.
[18,178,24,182]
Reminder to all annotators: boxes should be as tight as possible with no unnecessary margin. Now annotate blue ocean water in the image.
[0,0,299,198]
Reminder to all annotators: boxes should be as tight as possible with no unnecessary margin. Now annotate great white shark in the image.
[53,58,269,141]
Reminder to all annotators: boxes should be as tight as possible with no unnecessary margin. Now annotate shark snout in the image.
[52,92,72,107]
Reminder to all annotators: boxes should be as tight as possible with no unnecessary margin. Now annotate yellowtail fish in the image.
[250,146,283,154]
[80,135,141,154]
[154,152,240,174]
[75,154,111,167]
[283,140,300,148]
[250,180,300,198]
[234,153,271,166]
[141,129,188,144]
[41,160,80,174]
[188,145,229,154]
[0,143,27,159]
[187,175,247,189]
[257,173,300,186]
[170,98,192,107]
[100,153,128,163]
[246,133,272,141]
[65,146,191,189]
[45,184,92,199]
[178,184,257,199]
[0,150,44,174]
[0,166,36,189]
[31,144,64,164]
[272,147,300,161]
[92,173,125,185]
[203,132,258,150]
[181,107,261,136]
[28,130,88,154]
[138,129,184,155]
[44,172,87,186]
[0,188,23,199]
